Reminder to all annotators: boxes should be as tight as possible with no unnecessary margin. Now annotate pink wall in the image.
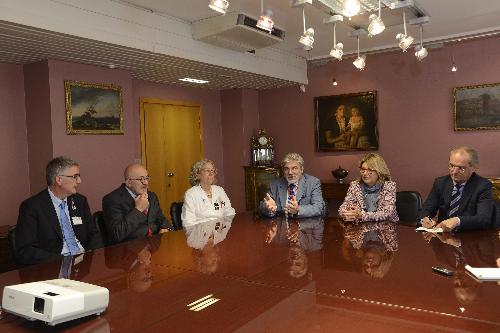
[260,37,500,199]
[24,61,53,193]
[220,89,260,212]
[0,64,30,226]
[132,79,223,184]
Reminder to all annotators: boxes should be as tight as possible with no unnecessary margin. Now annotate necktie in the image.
[142,208,153,237]
[288,183,297,203]
[59,201,80,255]
[448,183,465,217]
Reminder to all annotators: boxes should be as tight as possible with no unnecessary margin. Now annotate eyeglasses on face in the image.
[128,176,151,183]
[359,167,376,174]
[59,174,81,180]
[448,163,469,173]
[201,168,216,175]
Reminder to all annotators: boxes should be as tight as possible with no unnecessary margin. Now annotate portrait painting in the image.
[314,91,378,152]
[65,80,124,134]
[454,82,500,131]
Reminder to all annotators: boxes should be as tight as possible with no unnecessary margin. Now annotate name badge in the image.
[72,216,83,225]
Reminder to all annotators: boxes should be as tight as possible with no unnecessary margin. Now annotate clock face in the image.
[258,136,268,145]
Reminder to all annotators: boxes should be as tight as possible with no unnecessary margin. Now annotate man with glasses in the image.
[14,156,102,265]
[420,147,494,232]
[260,153,324,218]
[102,163,173,244]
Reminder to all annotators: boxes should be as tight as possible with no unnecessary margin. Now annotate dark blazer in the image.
[259,174,325,218]
[421,173,494,231]
[102,184,173,244]
[14,189,103,265]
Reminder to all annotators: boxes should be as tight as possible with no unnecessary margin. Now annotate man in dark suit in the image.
[102,164,173,244]
[260,153,324,218]
[421,146,494,232]
[14,156,103,265]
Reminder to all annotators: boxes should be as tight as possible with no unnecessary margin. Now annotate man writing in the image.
[102,164,173,244]
[421,147,494,232]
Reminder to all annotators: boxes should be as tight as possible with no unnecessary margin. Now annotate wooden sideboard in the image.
[489,177,500,201]
[320,180,350,200]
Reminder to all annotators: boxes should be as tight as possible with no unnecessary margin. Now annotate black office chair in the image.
[396,191,423,226]
[170,202,183,230]
[93,211,110,246]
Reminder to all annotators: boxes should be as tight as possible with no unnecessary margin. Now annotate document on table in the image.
[416,227,444,233]
[465,265,500,281]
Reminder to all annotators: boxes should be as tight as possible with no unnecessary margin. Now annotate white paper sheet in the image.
[465,265,500,281]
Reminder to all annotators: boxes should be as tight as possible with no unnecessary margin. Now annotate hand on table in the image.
[264,193,277,214]
[285,197,299,215]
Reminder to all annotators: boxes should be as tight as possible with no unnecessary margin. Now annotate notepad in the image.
[465,265,500,281]
[415,227,444,233]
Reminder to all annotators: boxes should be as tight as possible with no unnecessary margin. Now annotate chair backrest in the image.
[492,201,500,230]
[93,211,110,246]
[396,191,422,226]
[170,202,183,230]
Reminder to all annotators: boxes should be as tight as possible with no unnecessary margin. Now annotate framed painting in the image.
[454,82,500,131]
[314,91,378,152]
[65,80,124,134]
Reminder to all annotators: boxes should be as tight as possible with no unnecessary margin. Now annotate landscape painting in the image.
[454,82,500,131]
[65,80,123,134]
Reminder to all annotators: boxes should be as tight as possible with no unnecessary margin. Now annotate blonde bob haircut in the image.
[358,153,391,184]
[188,159,217,186]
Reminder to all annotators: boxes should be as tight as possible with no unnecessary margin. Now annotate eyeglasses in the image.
[448,163,469,173]
[359,167,376,174]
[201,169,216,175]
[128,176,151,183]
[59,174,81,180]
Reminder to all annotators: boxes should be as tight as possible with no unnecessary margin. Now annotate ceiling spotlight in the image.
[343,0,361,18]
[256,0,274,33]
[332,78,338,86]
[329,21,343,60]
[299,84,306,93]
[396,11,414,51]
[208,0,229,14]
[298,7,314,50]
[451,62,457,72]
[414,25,428,61]
[353,36,366,70]
[367,0,385,36]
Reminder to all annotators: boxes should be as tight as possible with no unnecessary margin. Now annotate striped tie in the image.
[288,183,297,203]
[448,183,465,217]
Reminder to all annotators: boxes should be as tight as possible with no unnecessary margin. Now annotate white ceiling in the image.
[123,0,500,59]
[1,0,500,89]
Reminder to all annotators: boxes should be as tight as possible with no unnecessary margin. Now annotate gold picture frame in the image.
[453,82,500,131]
[65,80,124,134]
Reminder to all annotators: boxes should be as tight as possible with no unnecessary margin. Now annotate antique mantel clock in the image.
[251,129,274,166]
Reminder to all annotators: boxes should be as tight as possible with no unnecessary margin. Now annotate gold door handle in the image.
[167,172,174,177]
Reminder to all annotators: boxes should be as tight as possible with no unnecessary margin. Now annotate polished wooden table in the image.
[1,213,499,332]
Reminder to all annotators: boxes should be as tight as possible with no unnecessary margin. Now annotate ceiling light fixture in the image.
[396,11,414,52]
[208,0,229,15]
[343,0,361,19]
[179,78,209,84]
[256,0,274,33]
[332,78,338,86]
[367,0,385,36]
[451,55,457,72]
[299,84,306,93]
[329,17,343,61]
[353,35,366,70]
[414,25,428,61]
[298,7,314,50]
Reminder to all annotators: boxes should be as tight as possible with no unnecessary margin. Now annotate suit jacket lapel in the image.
[279,179,288,210]
[43,189,63,239]
[296,175,306,203]
[443,177,454,209]
[457,173,476,215]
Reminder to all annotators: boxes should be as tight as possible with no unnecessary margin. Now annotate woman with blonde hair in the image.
[181,159,235,227]
[339,153,398,223]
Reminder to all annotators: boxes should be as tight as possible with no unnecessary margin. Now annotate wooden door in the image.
[140,98,203,214]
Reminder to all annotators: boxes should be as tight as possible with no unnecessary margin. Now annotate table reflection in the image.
[104,237,161,292]
[184,215,234,274]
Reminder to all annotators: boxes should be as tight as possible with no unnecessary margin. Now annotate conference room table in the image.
[0,212,499,332]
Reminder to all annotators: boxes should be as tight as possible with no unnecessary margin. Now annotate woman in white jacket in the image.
[181,159,236,227]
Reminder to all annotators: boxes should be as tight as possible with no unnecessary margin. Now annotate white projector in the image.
[2,279,109,326]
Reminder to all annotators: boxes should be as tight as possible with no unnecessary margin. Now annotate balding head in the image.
[124,164,149,195]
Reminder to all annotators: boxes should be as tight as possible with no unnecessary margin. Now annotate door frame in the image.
[139,97,204,167]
